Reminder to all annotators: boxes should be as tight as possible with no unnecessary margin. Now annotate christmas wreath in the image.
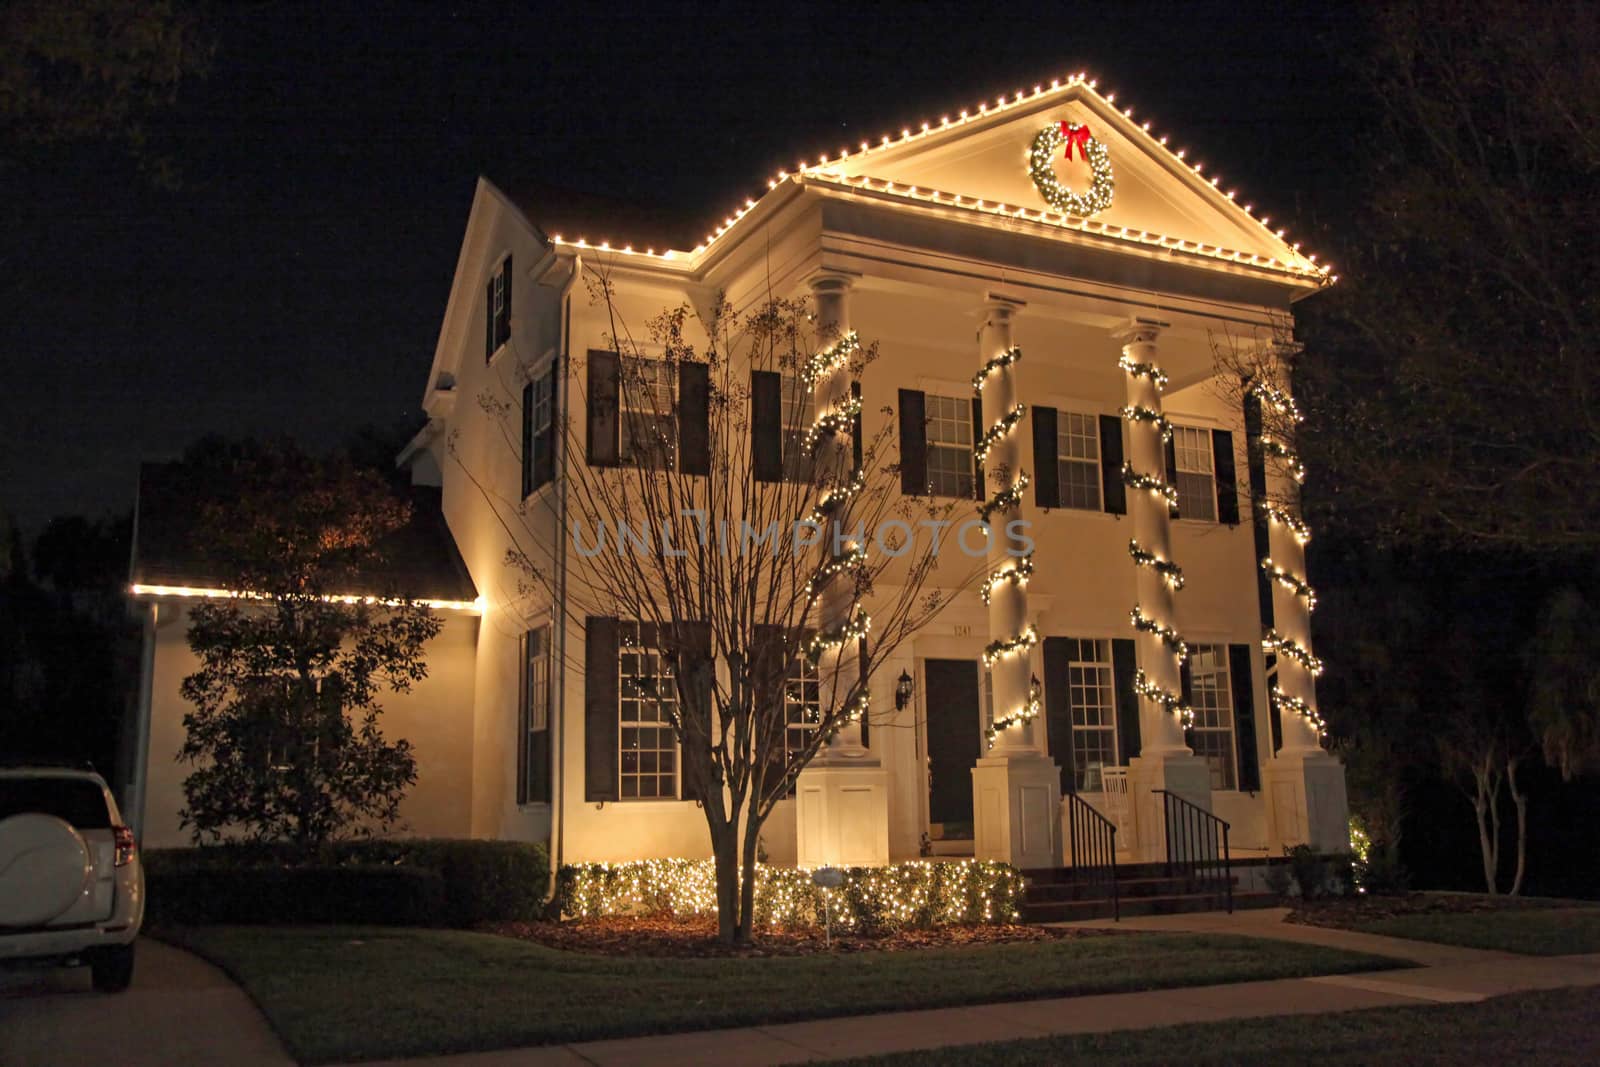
[1029,121,1114,217]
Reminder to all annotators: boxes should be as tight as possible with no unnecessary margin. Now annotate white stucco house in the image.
[128,73,1348,882]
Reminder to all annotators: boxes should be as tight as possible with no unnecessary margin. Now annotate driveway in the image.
[0,938,292,1067]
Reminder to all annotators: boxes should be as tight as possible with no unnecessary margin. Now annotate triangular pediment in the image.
[804,78,1324,280]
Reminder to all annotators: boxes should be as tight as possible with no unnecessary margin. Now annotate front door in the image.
[925,658,982,838]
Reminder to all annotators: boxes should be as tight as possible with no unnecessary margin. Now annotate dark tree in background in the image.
[0,0,212,184]
[1292,1,1600,895]
[1304,1,1600,552]
[177,442,438,848]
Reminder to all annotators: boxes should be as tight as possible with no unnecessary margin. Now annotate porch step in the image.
[1021,889,1278,924]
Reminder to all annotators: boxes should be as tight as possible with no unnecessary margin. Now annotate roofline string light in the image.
[543,72,1334,281]
[128,583,486,614]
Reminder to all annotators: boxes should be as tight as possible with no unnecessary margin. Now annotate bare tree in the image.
[454,273,982,943]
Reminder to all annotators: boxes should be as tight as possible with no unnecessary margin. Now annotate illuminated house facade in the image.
[130,75,1348,870]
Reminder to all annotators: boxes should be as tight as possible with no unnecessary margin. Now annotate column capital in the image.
[807,270,859,297]
[1112,316,1170,346]
[981,291,1027,317]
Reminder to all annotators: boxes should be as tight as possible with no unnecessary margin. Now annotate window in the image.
[254,675,342,772]
[1173,425,1217,521]
[925,393,974,498]
[1187,645,1237,790]
[618,624,679,798]
[486,256,511,361]
[619,357,676,469]
[518,627,551,804]
[783,655,820,769]
[1068,639,1118,792]
[1057,411,1103,511]
[522,364,556,497]
[780,374,814,483]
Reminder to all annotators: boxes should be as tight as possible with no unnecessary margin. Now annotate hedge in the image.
[557,858,1023,932]
[144,838,549,927]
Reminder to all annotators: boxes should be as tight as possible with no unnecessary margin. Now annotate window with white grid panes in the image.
[1069,639,1118,792]
[619,357,676,469]
[1057,411,1103,511]
[925,394,974,498]
[618,626,679,798]
[783,656,820,770]
[780,374,815,483]
[1173,425,1216,521]
[1187,644,1237,790]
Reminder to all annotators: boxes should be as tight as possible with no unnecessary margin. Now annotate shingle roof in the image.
[130,462,477,603]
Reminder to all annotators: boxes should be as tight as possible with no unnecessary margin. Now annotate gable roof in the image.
[540,71,1334,290]
[129,462,478,607]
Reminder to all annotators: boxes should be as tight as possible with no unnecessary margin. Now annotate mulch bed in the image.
[1289,891,1578,929]
[485,915,1122,958]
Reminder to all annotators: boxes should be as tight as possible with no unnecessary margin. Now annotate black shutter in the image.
[584,617,619,801]
[534,359,558,489]
[678,361,710,476]
[1033,406,1060,509]
[485,280,495,362]
[516,631,530,803]
[970,397,985,501]
[1213,429,1239,525]
[1099,415,1126,515]
[1043,637,1075,793]
[898,389,927,495]
[1180,656,1196,749]
[1229,644,1262,792]
[1112,638,1141,761]
[1268,675,1283,753]
[499,255,513,348]
[858,637,870,749]
[678,621,712,802]
[1164,434,1181,519]
[520,380,535,499]
[851,381,863,473]
[1243,391,1275,626]
[586,350,619,467]
[751,370,783,482]
[752,624,787,802]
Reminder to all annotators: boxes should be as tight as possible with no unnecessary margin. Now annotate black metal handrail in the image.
[1064,791,1119,921]
[1152,789,1233,913]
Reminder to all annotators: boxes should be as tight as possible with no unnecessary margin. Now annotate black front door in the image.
[925,658,981,835]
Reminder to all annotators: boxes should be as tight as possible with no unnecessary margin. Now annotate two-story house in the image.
[129,73,1347,875]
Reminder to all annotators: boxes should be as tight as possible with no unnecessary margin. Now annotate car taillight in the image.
[113,825,137,867]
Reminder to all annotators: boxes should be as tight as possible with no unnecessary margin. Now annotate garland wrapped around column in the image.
[1119,339,1191,731]
[974,342,1039,748]
[1247,378,1326,739]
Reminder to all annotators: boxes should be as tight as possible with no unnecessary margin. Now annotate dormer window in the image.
[485,255,512,361]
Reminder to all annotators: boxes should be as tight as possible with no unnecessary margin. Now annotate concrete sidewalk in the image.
[358,913,1600,1067]
[1056,905,1520,966]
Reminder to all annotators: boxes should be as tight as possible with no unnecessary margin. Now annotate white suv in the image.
[0,768,145,992]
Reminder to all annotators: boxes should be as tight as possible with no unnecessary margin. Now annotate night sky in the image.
[2,1,1364,534]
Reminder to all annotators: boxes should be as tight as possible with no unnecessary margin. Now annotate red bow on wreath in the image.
[1059,122,1091,162]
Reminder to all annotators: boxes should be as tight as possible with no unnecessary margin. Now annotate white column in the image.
[971,296,1061,870]
[1114,320,1211,863]
[794,271,889,867]
[1251,368,1349,851]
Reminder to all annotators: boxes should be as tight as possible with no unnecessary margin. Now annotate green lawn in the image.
[1346,907,1600,956]
[835,987,1600,1066]
[161,925,1405,1063]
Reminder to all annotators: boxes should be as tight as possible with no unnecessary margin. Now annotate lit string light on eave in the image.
[542,72,1335,282]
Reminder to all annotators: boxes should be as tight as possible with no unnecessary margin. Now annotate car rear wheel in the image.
[89,942,135,992]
